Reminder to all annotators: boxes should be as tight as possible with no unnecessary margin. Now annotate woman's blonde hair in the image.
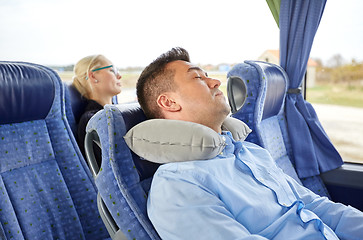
[72,54,106,99]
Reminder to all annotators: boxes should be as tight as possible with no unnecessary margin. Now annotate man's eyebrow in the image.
[187,66,203,72]
[187,66,208,76]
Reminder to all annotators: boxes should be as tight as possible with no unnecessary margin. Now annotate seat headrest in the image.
[0,62,55,124]
[67,83,119,124]
[66,83,88,124]
[227,61,288,121]
[253,61,288,120]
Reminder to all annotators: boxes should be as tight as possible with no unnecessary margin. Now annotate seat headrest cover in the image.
[0,62,55,124]
[261,65,287,119]
[124,117,251,164]
[246,61,288,120]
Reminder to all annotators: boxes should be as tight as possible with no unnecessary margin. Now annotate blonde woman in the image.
[72,55,122,163]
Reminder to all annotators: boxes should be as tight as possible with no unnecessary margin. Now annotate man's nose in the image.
[206,77,221,88]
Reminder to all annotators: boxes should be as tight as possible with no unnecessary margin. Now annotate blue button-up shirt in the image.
[147,132,363,240]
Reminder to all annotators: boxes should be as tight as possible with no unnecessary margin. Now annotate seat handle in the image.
[85,130,101,177]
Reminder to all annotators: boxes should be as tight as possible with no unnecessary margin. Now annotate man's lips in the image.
[215,90,224,97]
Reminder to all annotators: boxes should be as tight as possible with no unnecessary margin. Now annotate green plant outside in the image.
[306,84,363,108]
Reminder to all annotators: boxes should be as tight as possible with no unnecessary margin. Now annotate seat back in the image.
[227,61,330,197]
[65,83,88,126]
[0,61,109,239]
[65,83,119,124]
[86,103,160,240]
[64,83,119,138]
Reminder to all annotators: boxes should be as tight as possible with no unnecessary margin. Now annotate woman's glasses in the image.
[91,65,119,76]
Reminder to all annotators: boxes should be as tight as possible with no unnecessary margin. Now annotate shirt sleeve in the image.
[285,175,363,240]
[147,170,268,240]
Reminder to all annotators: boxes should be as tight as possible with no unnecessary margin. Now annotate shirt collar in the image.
[219,131,235,155]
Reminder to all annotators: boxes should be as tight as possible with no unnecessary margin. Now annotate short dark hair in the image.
[136,47,190,119]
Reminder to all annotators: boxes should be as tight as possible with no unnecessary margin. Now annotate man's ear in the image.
[157,94,181,112]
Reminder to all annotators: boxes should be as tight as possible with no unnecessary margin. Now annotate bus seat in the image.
[64,82,118,137]
[0,61,110,240]
[227,61,330,198]
[65,83,88,127]
[85,103,160,240]
[0,223,5,239]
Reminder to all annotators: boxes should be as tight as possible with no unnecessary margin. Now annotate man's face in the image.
[167,60,231,130]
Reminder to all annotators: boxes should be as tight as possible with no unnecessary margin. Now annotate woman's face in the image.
[92,58,122,97]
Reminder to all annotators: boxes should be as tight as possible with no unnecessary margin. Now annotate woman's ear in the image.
[157,93,181,112]
[88,72,98,84]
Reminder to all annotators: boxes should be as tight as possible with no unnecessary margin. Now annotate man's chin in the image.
[222,103,231,116]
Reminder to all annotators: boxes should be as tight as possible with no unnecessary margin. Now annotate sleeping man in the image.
[134,47,363,239]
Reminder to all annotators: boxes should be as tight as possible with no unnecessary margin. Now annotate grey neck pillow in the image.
[124,117,251,164]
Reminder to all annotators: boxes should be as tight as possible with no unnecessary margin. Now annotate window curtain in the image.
[278,0,343,178]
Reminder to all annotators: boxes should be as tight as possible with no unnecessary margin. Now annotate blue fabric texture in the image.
[0,63,54,124]
[227,62,262,145]
[0,62,109,240]
[228,61,301,184]
[63,83,78,136]
[279,0,343,178]
[227,61,330,197]
[86,103,160,240]
[148,132,363,240]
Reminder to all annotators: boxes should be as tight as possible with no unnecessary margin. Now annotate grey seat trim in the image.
[227,76,247,114]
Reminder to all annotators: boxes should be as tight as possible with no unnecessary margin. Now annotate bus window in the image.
[309,0,363,164]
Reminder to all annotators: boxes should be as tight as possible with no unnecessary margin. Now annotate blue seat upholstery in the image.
[64,83,119,137]
[65,83,88,127]
[86,103,160,240]
[0,61,109,239]
[227,61,330,197]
